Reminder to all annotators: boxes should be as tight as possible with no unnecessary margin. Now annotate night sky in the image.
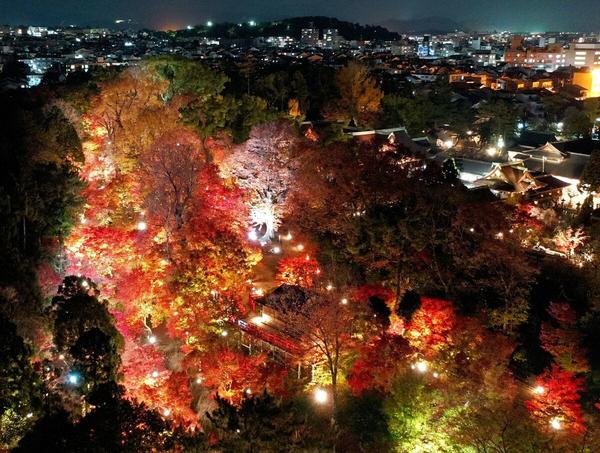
[1,0,599,32]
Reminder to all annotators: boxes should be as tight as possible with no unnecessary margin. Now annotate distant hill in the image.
[177,16,401,41]
[379,17,464,34]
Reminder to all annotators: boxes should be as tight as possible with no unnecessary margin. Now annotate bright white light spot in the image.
[136,221,147,231]
[497,137,505,149]
[163,408,171,417]
[486,146,497,156]
[206,21,213,27]
[196,377,203,384]
[151,370,159,378]
[81,280,89,288]
[326,283,333,291]
[58,354,65,361]
[245,388,252,395]
[296,244,305,251]
[26,412,33,418]
[443,139,453,149]
[534,385,545,395]
[469,227,475,233]
[250,202,278,243]
[148,335,157,344]
[283,232,293,241]
[221,330,228,337]
[550,417,561,430]
[272,246,281,254]
[67,373,79,385]
[314,388,328,404]
[249,20,256,26]
[248,230,258,241]
[341,298,348,305]
[415,361,428,373]
[433,372,439,378]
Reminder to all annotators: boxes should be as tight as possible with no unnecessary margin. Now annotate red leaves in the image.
[525,364,586,434]
[405,298,456,357]
[193,348,287,405]
[275,255,321,288]
[540,302,588,373]
[348,335,414,395]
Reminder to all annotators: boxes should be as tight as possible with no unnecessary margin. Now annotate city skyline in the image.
[2,0,600,32]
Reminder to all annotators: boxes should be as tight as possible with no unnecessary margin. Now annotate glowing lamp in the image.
[206,21,213,27]
[550,417,561,430]
[415,361,428,373]
[67,372,80,385]
[443,139,454,149]
[245,388,252,395]
[326,283,333,291]
[151,370,159,378]
[163,408,171,417]
[136,220,147,231]
[486,146,497,157]
[26,412,33,418]
[341,298,348,305]
[148,335,157,344]
[296,244,305,251]
[533,385,545,395]
[221,330,228,337]
[272,246,281,254]
[314,388,328,404]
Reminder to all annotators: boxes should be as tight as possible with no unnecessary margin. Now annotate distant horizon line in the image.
[1,16,598,35]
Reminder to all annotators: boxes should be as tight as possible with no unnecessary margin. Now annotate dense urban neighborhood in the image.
[1,12,600,453]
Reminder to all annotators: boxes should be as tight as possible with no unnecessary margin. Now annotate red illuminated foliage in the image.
[275,256,321,288]
[541,302,588,373]
[348,335,414,395]
[404,297,456,357]
[192,348,287,405]
[525,364,586,434]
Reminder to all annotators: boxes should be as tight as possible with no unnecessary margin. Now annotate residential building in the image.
[565,41,600,68]
[300,28,319,47]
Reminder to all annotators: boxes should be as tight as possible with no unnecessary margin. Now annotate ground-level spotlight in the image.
[314,388,328,404]
[415,361,428,373]
[67,372,80,385]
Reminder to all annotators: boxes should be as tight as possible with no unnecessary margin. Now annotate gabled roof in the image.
[551,138,600,156]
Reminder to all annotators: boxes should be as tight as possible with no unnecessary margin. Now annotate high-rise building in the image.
[566,41,600,69]
[301,28,319,47]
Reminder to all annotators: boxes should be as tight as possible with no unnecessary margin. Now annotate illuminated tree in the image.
[286,290,358,422]
[335,62,383,126]
[347,335,413,395]
[193,348,286,406]
[276,256,321,288]
[525,364,586,434]
[140,128,205,233]
[540,302,588,373]
[221,120,299,241]
[404,297,456,358]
